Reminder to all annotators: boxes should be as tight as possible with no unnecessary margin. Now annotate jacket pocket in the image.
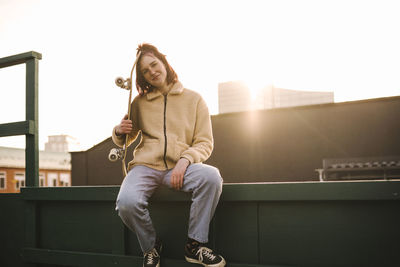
[133,139,162,165]
[174,140,190,161]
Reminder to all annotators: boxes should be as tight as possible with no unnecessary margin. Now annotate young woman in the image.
[113,43,225,267]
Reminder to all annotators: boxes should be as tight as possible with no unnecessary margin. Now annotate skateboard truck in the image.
[108,148,125,162]
[115,77,131,90]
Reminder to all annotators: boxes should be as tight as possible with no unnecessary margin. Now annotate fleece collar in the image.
[146,81,184,101]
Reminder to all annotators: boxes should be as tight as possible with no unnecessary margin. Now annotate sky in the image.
[1,0,399,151]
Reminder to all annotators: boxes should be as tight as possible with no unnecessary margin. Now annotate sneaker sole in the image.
[185,256,226,267]
[142,262,160,267]
[143,260,160,267]
[143,263,160,267]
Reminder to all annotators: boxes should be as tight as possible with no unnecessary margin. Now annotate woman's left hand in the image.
[171,158,190,190]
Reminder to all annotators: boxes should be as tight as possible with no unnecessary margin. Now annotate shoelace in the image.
[196,247,216,262]
[145,248,159,265]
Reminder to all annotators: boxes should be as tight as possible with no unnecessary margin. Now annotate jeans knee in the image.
[203,166,223,190]
[116,193,145,217]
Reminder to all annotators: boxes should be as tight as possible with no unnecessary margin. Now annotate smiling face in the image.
[135,43,179,95]
[139,53,168,89]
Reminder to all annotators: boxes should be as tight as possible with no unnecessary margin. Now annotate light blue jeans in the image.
[116,163,223,253]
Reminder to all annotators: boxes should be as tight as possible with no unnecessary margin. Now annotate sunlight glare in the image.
[244,75,274,110]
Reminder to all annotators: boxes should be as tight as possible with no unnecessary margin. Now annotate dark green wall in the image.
[0,194,30,267]
[2,181,400,267]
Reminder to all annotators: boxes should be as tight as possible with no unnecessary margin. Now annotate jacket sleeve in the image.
[111,98,141,148]
[180,97,213,163]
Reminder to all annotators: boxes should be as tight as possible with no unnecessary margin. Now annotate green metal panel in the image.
[22,248,143,267]
[16,181,400,266]
[2,181,398,267]
[0,195,30,267]
[258,200,400,267]
[24,201,38,248]
[111,205,126,255]
[38,201,114,253]
[149,201,192,259]
[215,202,259,264]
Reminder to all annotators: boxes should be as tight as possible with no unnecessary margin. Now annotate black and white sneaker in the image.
[143,240,162,267]
[185,241,226,267]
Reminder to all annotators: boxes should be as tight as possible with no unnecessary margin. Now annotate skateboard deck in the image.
[109,51,142,177]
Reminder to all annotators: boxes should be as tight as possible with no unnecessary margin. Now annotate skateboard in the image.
[108,51,142,177]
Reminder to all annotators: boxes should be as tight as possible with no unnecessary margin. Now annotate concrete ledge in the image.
[20,180,400,201]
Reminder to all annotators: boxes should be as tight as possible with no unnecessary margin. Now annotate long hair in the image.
[135,43,178,95]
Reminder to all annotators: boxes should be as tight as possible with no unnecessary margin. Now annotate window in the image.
[60,173,70,187]
[39,173,45,187]
[0,172,6,190]
[15,173,25,190]
[48,173,58,187]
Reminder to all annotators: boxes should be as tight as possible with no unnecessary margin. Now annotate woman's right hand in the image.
[115,114,133,136]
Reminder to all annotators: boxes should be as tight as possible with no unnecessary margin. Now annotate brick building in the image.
[0,146,71,193]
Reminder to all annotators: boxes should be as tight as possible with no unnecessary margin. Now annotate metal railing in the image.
[0,51,42,187]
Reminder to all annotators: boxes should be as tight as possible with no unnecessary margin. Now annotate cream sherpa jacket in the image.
[112,81,213,171]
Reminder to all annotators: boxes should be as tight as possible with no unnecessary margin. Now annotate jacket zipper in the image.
[163,95,168,169]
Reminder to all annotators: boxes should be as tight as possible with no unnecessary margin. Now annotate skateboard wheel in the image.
[108,148,121,162]
[115,77,126,88]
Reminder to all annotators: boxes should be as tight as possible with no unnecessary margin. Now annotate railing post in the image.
[0,51,41,188]
[25,57,40,187]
